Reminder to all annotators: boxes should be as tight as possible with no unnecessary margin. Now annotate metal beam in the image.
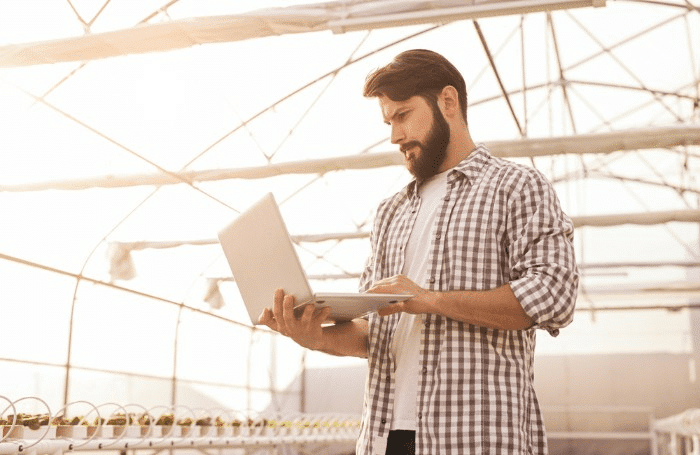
[109,209,700,253]
[0,0,605,68]
[328,0,607,33]
[573,209,700,227]
[474,20,525,136]
[2,125,698,192]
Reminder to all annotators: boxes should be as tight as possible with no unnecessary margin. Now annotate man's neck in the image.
[439,129,476,172]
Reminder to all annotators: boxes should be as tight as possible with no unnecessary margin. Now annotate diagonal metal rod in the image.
[564,8,689,123]
[468,79,698,111]
[683,0,700,11]
[564,10,684,123]
[181,25,441,171]
[268,34,375,279]
[0,251,252,330]
[562,79,697,100]
[586,90,680,132]
[31,61,89,109]
[86,0,114,28]
[565,84,613,130]
[469,20,522,94]
[267,31,370,162]
[629,149,691,207]
[546,12,589,180]
[600,162,700,259]
[563,11,687,71]
[65,0,87,28]
[473,20,524,137]
[547,13,578,135]
[9,82,239,211]
[138,0,182,24]
[30,1,184,110]
[682,14,700,110]
[552,171,700,197]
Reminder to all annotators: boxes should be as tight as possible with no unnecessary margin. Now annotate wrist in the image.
[425,290,442,315]
[311,327,329,352]
[292,329,326,352]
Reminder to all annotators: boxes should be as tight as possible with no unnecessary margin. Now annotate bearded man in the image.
[260,49,579,455]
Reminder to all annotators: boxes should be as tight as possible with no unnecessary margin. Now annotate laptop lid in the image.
[217,193,412,325]
[217,193,314,325]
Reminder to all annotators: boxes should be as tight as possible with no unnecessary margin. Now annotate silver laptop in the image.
[217,193,411,325]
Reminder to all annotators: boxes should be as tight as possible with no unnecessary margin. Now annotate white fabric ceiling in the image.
[1,0,698,413]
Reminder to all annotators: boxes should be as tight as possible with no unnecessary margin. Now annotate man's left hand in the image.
[367,274,437,316]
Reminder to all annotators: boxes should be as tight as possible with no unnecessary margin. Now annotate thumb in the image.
[377,302,403,317]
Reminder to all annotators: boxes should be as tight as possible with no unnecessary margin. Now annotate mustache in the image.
[400,141,421,154]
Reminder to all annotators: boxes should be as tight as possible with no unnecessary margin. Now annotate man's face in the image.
[379,94,450,181]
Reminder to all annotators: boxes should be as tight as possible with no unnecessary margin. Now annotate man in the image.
[259,49,578,455]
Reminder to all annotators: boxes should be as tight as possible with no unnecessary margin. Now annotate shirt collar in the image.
[404,143,491,198]
[449,143,491,185]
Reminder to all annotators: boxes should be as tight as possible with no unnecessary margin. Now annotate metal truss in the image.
[0,0,698,412]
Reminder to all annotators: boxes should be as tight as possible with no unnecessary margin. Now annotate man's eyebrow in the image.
[383,108,407,125]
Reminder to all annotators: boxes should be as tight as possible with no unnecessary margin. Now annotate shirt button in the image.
[422,367,428,374]
[429,277,436,284]
[417,413,422,420]
[381,419,387,425]
[435,233,441,239]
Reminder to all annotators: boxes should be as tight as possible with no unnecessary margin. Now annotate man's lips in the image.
[400,142,420,156]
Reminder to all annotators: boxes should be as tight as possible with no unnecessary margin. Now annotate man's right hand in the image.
[258,289,332,351]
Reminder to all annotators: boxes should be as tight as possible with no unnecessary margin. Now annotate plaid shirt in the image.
[357,145,578,455]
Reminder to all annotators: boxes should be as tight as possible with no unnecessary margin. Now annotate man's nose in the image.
[390,124,404,145]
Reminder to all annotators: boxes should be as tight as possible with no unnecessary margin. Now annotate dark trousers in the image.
[385,430,416,455]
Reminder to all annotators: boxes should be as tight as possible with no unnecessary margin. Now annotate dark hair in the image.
[363,49,468,123]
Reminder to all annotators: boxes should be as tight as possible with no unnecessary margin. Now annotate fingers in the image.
[272,288,288,335]
[378,302,404,317]
[268,290,325,335]
[369,275,422,318]
[258,307,276,328]
[266,290,335,344]
[299,303,316,324]
[282,293,297,331]
[313,306,332,325]
[366,276,393,294]
[367,274,411,294]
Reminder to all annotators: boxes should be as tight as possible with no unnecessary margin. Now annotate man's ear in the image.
[439,85,460,119]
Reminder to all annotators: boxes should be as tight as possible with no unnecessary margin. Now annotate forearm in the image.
[317,318,369,358]
[371,276,534,330]
[431,284,534,331]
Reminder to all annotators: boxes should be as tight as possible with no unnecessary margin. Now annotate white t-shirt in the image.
[389,169,449,431]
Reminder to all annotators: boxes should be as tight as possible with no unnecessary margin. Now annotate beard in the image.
[400,102,451,181]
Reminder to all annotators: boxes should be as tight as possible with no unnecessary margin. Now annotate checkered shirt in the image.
[356,145,579,455]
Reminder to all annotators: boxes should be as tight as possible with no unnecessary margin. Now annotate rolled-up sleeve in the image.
[359,252,374,293]
[507,169,579,336]
[358,200,386,294]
